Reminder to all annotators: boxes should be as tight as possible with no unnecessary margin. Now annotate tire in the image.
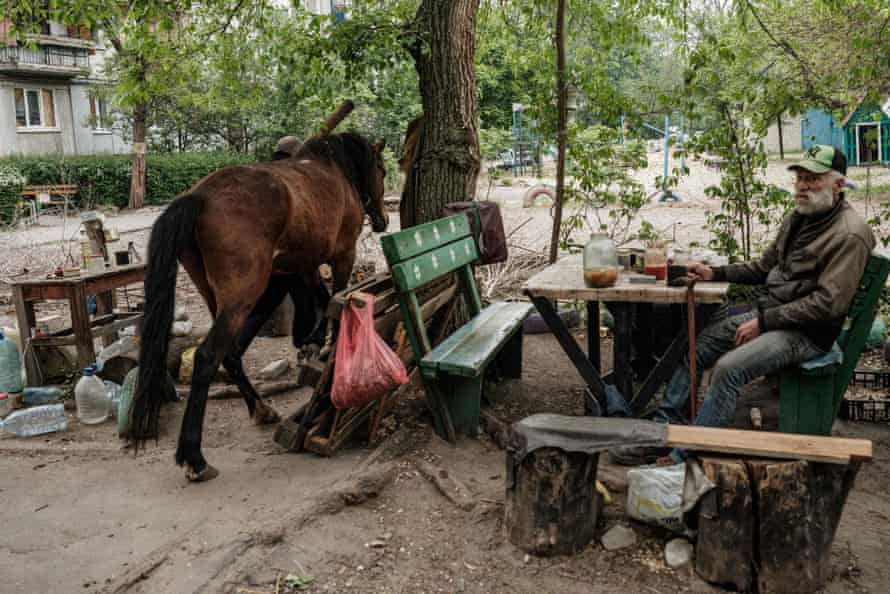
[522,184,556,208]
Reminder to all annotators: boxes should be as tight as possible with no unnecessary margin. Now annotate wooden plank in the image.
[665,425,872,464]
[524,254,728,304]
[423,302,533,377]
[381,214,471,264]
[390,237,478,292]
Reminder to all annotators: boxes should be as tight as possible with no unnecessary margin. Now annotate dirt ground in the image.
[2,152,890,593]
[2,319,889,593]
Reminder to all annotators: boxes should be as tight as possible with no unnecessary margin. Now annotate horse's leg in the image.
[177,274,270,481]
[221,352,281,425]
[176,310,244,481]
[326,248,357,347]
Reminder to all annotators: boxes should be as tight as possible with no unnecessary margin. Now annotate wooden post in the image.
[96,290,116,347]
[505,447,600,556]
[68,283,96,369]
[12,285,38,386]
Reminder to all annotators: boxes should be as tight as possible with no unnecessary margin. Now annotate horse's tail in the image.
[131,193,204,446]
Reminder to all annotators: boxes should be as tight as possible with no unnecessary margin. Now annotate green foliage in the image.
[478,128,512,162]
[1,153,254,209]
[0,163,27,225]
[560,125,649,247]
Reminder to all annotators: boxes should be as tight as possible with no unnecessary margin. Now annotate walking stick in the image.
[686,279,697,422]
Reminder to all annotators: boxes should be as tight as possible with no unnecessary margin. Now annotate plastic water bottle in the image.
[0,328,23,394]
[104,380,122,419]
[22,386,64,406]
[75,366,109,424]
[0,404,67,437]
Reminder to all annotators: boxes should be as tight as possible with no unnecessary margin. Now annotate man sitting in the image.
[613,145,876,465]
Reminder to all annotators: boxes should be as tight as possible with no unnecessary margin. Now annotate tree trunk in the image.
[549,0,568,264]
[403,0,481,228]
[129,103,147,210]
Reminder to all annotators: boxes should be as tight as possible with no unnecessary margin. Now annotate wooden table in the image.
[9,263,146,385]
[524,254,729,416]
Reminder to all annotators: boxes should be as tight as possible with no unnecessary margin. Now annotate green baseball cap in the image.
[789,145,847,175]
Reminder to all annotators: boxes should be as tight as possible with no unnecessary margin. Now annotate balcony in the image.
[0,45,90,77]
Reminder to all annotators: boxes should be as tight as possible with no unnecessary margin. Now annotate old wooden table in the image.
[9,263,146,385]
[524,254,729,416]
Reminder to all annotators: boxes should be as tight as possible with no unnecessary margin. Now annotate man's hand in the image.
[735,318,761,346]
[687,262,715,282]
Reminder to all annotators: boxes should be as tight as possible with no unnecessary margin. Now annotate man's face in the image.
[793,170,840,215]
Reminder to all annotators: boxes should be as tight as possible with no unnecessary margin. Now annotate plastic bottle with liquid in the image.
[0,403,67,437]
[75,366,109,424]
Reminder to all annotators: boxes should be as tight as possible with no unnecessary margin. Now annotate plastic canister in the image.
[0,328,24,395]
[74,366,109,425]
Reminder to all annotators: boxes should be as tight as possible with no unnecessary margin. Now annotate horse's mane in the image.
[295,132,376,199]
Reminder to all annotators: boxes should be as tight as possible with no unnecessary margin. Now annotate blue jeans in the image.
[655,311,824,459]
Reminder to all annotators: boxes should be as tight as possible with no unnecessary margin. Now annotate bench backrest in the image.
[834,253,890,404]
[381,214,482,357]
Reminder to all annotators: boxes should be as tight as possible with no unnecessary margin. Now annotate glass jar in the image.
[583,233,619,288]
[644,241,667,281]
[668,248,690,286]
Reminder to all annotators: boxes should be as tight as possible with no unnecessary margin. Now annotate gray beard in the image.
[796,186,835,215]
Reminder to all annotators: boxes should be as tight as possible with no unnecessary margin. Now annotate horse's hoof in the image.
[254,404,281,426]
[186,464,220,482]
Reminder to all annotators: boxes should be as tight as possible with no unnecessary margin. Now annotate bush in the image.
[0,163,27,224]
[0,152,256,209]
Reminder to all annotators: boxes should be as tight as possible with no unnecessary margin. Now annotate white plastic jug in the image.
[75,366,109,424]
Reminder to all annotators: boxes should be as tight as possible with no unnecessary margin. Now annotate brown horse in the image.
[131,132,388,481]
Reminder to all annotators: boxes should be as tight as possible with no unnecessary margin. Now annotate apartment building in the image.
[0,20,130,157]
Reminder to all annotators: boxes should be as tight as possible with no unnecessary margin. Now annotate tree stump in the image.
[695,458,754,591]
[696,457,860,593]
[505,447,600,556]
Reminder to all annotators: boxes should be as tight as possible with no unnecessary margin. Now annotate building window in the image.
[14,88,57,129]
[89,96,110,130]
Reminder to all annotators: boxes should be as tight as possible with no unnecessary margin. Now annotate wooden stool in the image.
[505,447,600,556]
[696,456,859,593]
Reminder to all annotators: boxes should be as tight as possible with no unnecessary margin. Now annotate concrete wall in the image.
[763,113,803,155]
[0,80,77,156]
[0,78,129,157]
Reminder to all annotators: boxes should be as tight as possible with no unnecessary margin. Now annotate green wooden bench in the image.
[779,253,890,435]
[381,214,533,441]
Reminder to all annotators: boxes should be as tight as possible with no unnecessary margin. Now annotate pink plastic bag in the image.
[331,292,409,409]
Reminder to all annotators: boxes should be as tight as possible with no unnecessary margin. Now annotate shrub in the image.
[0,152,256,209]
[0,163,27,224]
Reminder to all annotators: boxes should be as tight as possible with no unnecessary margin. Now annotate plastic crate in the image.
[851,369,890,389]
[840,399,890,422]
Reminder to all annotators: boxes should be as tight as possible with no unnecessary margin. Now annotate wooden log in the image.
[504,447,600,556]
[695,457,754,591]
[748,459,859,594]
[414,456,475,511]
[695,457,861,593]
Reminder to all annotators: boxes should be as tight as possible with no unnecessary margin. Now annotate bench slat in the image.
[381,214,471,264]
[391,236,478,293]
[421,301,533,377]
